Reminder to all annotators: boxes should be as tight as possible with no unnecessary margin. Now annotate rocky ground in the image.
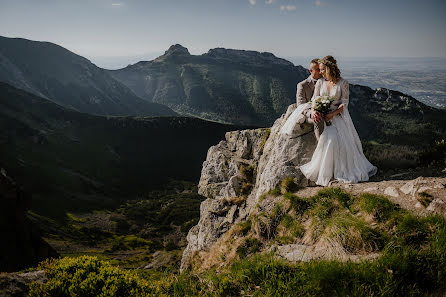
[302,174,446,217]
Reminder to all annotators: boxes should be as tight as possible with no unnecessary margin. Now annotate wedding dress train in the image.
[287,78,377,186]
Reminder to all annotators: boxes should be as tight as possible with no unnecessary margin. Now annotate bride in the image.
[295,56,377,186]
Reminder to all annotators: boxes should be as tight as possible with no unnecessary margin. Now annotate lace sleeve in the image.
[341,79,349,108]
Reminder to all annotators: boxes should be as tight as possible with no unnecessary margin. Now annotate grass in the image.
[326,214,387,253]
[105,235,152,252]
[31,232,446,296]
[235,220,252,236]
[357,192,399,222]
[280,177,299,193]
[259,128,271,154]
[267,188,281,197]
[27,188,446,296]
[239,163,255,197]
[236,238,262,258]
[283,192,311,216]
[418,191,434,208]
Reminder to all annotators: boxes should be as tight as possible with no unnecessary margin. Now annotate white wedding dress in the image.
[295,78,377,186]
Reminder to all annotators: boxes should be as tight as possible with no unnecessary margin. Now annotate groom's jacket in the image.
[296,75,324,140]
[296,75,315,105]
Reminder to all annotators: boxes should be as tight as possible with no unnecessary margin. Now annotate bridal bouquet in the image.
[312,95,336,126]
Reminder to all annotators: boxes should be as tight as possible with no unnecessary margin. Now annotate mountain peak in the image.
[205,47,294,67]
[163,44,190,56]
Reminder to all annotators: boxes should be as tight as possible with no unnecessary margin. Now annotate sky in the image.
[1,0,445,68]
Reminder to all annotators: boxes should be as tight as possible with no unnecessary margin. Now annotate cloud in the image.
[249,0,256,5]
[265,0,276,4]
[315,0,327,7]
[111,3,123,7]
[280,5,296,11]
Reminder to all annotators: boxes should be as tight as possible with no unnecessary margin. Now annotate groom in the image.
[297,58,324,140]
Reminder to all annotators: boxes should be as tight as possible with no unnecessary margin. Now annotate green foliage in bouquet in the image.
[312,95,336,126]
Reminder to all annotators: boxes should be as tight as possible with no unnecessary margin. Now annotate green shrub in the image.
[358,192,399,222]
[267,187,281,197]
[236,238,262,258]
[280,177,299,193]
[419,138,446,166]
[237,220,252,236]
[106,235,151,252]
[417,191,434,208]
[311,187,353,209]
[28,256,152,297]
[328,214,387,253]
[283,192,311,216]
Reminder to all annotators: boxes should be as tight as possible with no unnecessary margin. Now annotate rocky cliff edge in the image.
[180,103,446,273]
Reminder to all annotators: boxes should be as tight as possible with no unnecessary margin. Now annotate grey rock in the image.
[143,250,176,270]
[427,199,445,214]
[417,186,432,193]
[384,186,399,197]
[180,104,317,272]
[267,244,318,262]
[400,177,423,196]
[0,270,46,297]
[363,186,378,192]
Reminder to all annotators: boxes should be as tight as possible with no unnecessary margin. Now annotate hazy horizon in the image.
[1,0,445,61]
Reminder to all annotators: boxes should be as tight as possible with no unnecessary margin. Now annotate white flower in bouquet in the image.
[312,95,336,126]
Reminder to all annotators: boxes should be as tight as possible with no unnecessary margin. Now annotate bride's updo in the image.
[318,55,341,83]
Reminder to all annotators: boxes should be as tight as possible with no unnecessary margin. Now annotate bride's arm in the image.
[325,79,348,120]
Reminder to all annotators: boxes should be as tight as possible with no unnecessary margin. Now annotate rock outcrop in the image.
[180,101,446,272]
[0,168,58,272]
[180,103,318,271]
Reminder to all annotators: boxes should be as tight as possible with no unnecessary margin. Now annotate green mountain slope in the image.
[0,36,175,116]
[0,82,247,217]
[109,45,309,126]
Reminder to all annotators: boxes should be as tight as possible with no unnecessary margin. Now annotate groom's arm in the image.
[296,82,307,105]
[297,82,320,122]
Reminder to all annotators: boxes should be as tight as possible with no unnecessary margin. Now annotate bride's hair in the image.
[318,55,341,83]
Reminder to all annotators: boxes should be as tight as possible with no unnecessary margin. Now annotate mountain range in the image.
[0,36,445,213]
[108,44,309,126]
[0,36,175,117]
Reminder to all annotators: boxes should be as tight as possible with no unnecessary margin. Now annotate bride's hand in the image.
[324,112,335,121]
[338,104,344,113]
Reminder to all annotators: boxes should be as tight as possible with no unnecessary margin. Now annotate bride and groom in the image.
[279,56,377,186]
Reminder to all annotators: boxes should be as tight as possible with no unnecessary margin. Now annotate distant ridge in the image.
[109,44,308,126]
[0,36,176,117]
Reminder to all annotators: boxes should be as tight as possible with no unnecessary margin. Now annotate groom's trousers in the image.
[303,108,324,141]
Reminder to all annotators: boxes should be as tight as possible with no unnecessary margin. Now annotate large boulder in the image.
[180,103,317,271]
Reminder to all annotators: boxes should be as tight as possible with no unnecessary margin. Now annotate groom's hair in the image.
[310,58,319,65]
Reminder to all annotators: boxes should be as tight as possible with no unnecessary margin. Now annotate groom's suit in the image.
[296,76,324,140]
